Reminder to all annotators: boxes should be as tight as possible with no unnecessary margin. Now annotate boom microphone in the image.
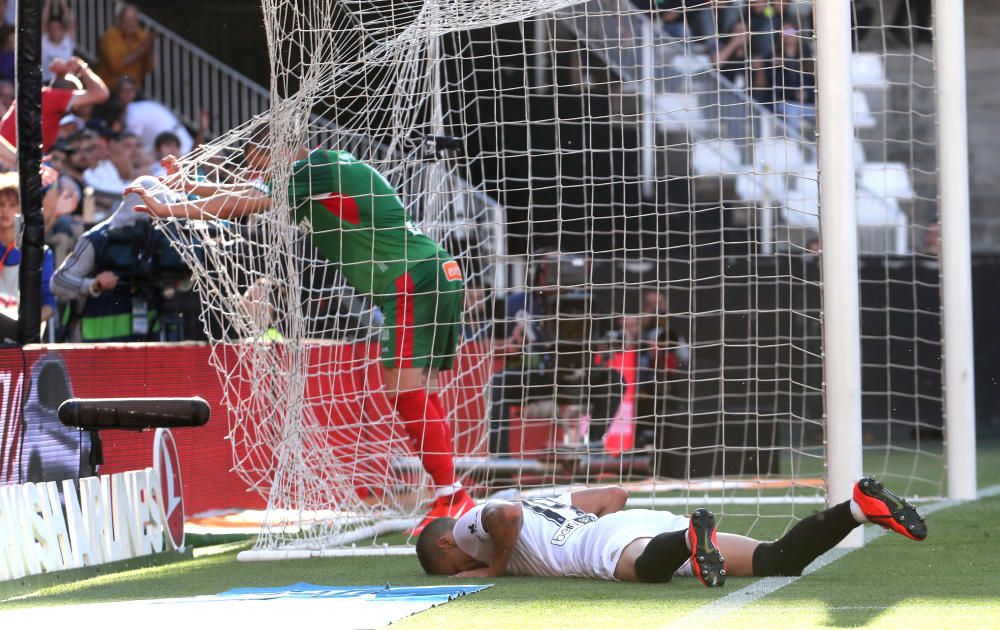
[58,397,211,431]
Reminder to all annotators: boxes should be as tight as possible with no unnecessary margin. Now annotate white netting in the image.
[149,0,946,554]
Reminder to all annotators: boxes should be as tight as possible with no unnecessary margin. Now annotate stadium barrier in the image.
[0,341,490,517]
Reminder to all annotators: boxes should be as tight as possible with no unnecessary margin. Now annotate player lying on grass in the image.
[416,476,926,586]
[126,126,475,533]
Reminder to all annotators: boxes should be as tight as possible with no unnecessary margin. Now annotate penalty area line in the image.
[665,482,1000,629]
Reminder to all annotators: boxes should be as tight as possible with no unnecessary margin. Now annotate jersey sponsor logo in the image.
[315,193,360,225]
[443,260,463,281]
[550,517,595,546]
[519,498,597,546]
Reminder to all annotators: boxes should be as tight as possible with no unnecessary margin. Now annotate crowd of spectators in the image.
[485,251,689,454]
[0,1,209,343]
[643,1,817,132]
[645,0,933,132]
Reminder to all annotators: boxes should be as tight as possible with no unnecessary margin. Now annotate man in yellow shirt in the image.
[97,3,155,88]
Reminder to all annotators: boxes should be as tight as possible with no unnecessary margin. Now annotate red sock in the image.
[393,389,456,489]
[426,392,454,444]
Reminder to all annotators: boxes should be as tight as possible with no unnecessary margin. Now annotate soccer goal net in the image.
[154,0,964,558]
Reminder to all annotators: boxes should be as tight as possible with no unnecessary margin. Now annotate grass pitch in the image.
[3,439,999,628]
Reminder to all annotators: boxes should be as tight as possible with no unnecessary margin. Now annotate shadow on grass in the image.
[733,493,1000,628]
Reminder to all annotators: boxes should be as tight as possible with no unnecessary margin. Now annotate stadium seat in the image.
[857,192,909,254]
[859,162,916,200]
[691,139,742,177]
[654,92,705,131]
[753,138,807,176]
[736,172,787,201]
[852,52,889,89]
[853,91,878,129]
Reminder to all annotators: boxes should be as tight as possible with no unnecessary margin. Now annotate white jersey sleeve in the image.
[452,502,494,564]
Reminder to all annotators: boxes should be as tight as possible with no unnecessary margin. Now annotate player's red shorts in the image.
[376,257,464,370]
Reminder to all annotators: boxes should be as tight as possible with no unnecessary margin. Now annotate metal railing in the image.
[70,0,270,140]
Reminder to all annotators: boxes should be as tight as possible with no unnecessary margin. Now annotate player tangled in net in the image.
[415,476,926,584]
[128,127,477,533]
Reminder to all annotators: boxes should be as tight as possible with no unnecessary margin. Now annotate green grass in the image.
[4,439,1000,628]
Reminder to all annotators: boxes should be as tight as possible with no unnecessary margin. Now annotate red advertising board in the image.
[0,341,492,516]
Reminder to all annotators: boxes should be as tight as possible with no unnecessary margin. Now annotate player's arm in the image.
[570,486,629,517]
[158,156,267,198]
[126,184,271,220]
[454,501,522,578]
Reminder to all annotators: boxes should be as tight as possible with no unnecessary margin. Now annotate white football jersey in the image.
[453,494,692,580]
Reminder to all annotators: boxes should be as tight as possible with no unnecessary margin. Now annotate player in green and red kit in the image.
[128,137,476,534]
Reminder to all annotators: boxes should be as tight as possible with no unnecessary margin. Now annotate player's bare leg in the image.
[731,476,927,578]
[384,365,474,535]
[614,477,926,583]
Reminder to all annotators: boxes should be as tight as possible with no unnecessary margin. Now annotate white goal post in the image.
[146,0,974,560]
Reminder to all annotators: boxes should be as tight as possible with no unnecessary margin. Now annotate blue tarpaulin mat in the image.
[0,583,492,628]
[218,582,491,602]
[163,583,493,626]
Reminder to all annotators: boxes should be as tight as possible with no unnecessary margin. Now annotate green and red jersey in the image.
[287,148,447,298]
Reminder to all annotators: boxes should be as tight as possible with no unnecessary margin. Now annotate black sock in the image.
[752,501,860,577]
[634,529,690,583]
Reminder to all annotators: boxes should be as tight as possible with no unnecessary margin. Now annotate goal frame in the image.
[221,0,979,561]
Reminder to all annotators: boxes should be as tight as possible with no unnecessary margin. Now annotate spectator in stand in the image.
[657,9,689,40]
[744,0,781,62]
[59,131,99,202]
[486,251,560,454]
[0,24,14,84]
[41,0,76,83]
[919,221,940,257]
[150,131,181,177]
[770,25,815,133]
[45,130,101,259]
[84,130,139,196]
[713,1,775,93]
[0,79,12,113]
[0,172,67,339]
[638,287,688,365]
[47,141,71,174]
[97,3,156,89]
[639,287,669,344]
[134,147,155,177]
[712,20,752,87]
[113,76,194,156]
[634,327,681,429]
[0,0,10,30]
[57,113,85,140]
[0,57,109,164]
[804,232,821,255]
[619,314,644,349]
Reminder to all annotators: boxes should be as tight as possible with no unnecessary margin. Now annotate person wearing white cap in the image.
[58,113,85,138]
